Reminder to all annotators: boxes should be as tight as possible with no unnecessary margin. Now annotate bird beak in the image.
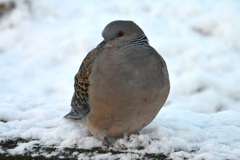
[106,43,115,48]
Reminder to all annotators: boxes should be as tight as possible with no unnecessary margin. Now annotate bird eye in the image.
[117,30,124,37]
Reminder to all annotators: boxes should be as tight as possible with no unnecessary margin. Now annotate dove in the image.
[65,20,170,146]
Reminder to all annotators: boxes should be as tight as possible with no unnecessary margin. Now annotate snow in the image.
[0,0,240,159]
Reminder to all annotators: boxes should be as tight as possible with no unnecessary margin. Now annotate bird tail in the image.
[64,108,83,120]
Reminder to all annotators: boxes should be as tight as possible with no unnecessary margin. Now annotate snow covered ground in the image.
[0,0,240,159]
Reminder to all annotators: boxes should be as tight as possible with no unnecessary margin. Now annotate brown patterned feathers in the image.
[64,42,105,120]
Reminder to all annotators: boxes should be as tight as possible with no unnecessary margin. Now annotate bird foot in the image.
[102,137,112,148]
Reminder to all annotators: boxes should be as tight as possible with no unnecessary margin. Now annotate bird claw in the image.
[102,137,112,148]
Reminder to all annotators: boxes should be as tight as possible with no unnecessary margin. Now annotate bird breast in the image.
[86,45,168,138]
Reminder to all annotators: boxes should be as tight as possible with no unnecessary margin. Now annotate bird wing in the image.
[64,41,105,120]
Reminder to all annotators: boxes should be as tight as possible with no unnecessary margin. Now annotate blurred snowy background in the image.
[0,0,240,159]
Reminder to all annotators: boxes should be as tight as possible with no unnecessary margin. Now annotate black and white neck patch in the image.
[129,34,149,47]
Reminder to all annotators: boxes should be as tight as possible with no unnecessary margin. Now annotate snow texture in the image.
[0,0,240,159]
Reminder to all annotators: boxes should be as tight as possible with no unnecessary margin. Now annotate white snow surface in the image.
[0,0,240,159]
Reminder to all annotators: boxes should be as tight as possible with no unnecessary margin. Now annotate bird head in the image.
[102,20,145,48]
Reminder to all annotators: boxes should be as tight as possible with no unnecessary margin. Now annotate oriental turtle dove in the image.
[65,20,170,146]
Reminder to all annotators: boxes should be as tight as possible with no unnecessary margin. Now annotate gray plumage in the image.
[65,20,170,143]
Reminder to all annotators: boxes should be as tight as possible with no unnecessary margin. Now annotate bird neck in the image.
[129,34,149,47]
